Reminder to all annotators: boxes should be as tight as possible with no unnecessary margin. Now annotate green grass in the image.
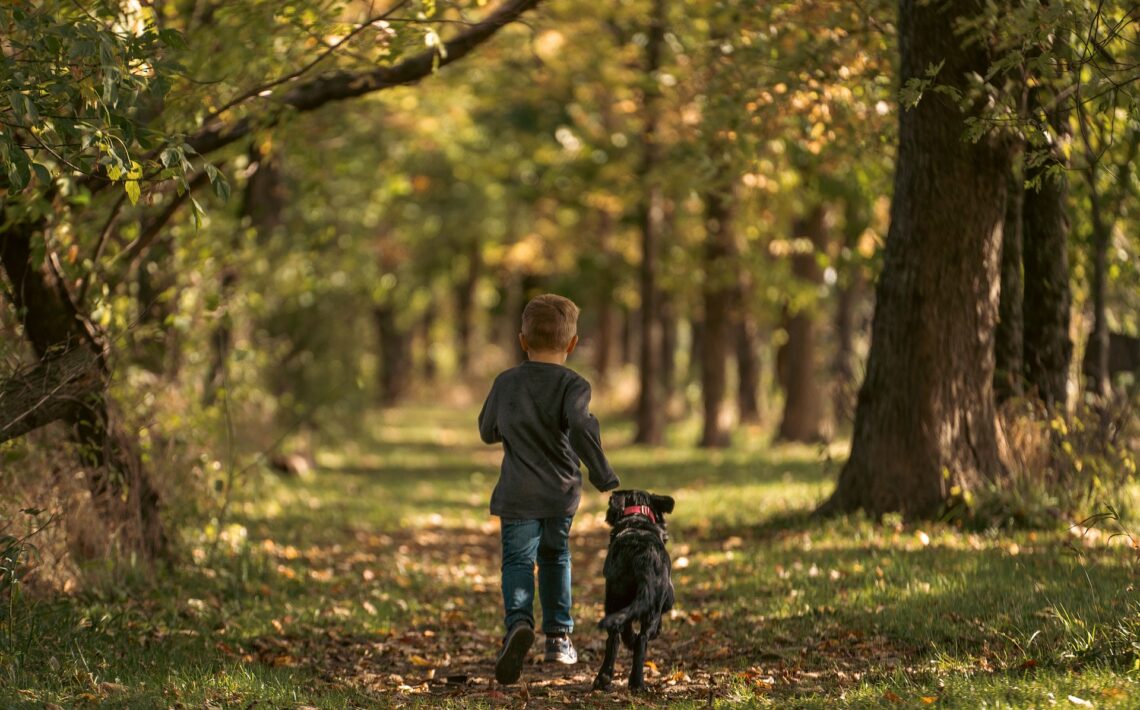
[1,402,1137,708]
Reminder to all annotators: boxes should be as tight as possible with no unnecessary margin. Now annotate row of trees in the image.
[1,0,1138,566]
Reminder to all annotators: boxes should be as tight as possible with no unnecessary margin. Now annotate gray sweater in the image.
[478,361,619,518]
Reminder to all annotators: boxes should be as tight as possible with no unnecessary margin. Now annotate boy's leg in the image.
[500,518,541,633]
[536,516,574,636]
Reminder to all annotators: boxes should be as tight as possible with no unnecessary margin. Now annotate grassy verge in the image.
[1,402,1137,708]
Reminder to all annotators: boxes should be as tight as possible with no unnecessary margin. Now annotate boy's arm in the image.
[564,378,620,492]
[478,382,502,444]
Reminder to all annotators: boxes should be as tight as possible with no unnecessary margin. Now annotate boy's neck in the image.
[527,351,568,365]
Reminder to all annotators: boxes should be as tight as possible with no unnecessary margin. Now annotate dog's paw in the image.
[628,679,649,694]
[592,675,612,691]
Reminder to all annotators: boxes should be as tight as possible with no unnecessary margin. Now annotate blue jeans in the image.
[500,516,574,636]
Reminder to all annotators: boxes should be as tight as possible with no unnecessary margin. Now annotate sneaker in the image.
[494,623,535,684]
[543,634,578,665]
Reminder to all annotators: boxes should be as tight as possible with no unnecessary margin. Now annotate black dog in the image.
[593,489,675,692]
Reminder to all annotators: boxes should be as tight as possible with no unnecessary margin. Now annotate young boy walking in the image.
[478,293,620,685]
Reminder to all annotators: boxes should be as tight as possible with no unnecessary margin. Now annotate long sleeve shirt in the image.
[478,360,619,519]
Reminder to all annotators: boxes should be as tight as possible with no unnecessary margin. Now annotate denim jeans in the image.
[500,516,574,635]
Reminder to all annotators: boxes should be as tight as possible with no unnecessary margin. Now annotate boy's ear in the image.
[565,334,579,355]
[518,333,528,353]
[605,491,626,526]
[649,494,675,515]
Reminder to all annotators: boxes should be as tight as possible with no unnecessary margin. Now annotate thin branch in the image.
[120,168,215,268]
[198,0,412,127]
[76,190,130,305]
[186,0,542,157]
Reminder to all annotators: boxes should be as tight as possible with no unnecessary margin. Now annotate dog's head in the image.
[605,489,675,527]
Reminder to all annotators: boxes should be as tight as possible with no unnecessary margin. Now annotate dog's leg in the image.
[627,626,650,692]
[592,629,620,691]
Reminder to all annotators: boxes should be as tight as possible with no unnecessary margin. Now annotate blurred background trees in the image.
[1,0,1138,581]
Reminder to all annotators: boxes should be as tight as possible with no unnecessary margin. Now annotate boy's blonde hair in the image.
[521,294,579,351]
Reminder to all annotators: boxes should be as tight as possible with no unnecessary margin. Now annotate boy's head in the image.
[520,294,579,355]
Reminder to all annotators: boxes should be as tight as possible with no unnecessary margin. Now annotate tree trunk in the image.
[375,305,412,405]
[204,144,283,405]
[819,0,1010,518]
[1021,134,1072,410]
[633,0,667,445]
[735,273,762,424]
[700,183,735,448]
[994,159,1025,402]
[659,293,678,405]
[420,301,438,382]
[0,217,168,558]
[456,243,481,376]
[621,306,637,367]
[776,206,826,443]
[593,212,617,384]
[832,200,866,426]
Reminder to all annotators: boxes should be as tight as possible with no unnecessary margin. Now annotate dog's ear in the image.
[649,494,675,515]
[605,491,626,526]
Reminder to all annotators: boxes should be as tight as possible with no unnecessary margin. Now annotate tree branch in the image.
[186,0,542,156]
[0,347,104,445]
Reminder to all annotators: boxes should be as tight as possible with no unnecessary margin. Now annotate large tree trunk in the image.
[819,0,1010,518]
[776,206,827,443]
[632,0,667,445]
[994,159,1025,403]
[700,183,735,448]
[0,217,168,558]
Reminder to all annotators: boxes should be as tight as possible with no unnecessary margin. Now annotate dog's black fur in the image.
[592,489,675,692]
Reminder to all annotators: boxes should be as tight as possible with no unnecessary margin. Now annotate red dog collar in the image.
[622,505,657,524]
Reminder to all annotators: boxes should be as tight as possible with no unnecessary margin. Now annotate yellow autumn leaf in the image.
[410,655,433,667]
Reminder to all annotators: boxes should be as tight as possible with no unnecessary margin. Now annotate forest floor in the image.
[2,402,1138,708]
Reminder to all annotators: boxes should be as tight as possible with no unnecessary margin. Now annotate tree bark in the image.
[776,206,827,443]
[659,292,678,405]
[0,217,168,558]
[994,158,1025,403]
[735,272,762,424]
[832,203,866,426]
[204,144,282,405]
[420,301,438,382]
[1022,140,1072,410]
[633,0,667,445]
[700,183,735,448]
[0,347,103,445]
[375,305,412,405]
[456,243,481,375]
[819,0,1010,518]
[593,212,617,383]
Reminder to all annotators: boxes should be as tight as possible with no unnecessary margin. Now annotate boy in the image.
[478,293,620,685]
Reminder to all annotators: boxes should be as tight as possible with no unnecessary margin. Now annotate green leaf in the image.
[125,179,141,205]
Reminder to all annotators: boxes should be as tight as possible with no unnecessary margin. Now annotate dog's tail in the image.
[599,582,655,632]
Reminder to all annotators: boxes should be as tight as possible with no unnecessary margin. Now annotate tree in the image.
[632,0,669,445]
[820,0,1011,517]
[0,0,545,559]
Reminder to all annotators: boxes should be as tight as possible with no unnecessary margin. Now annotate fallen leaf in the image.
[920,697,938,704]
[1068,696,1092,707]
[410,655,433,667]
[883,691,903,703]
